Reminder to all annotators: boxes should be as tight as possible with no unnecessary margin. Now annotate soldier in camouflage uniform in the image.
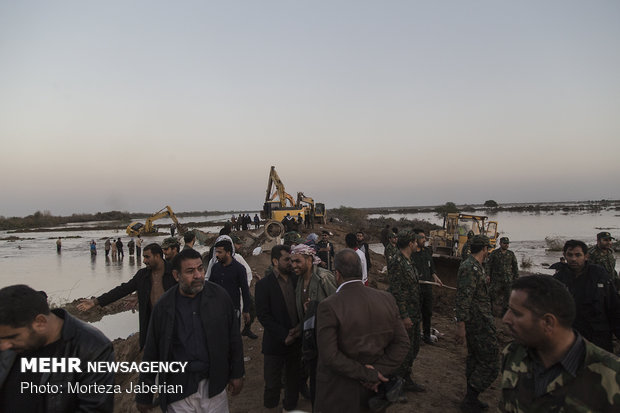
[456,234,498,412]
[588,231,618,289]
[460,230,475,260]
[388,230,425,393]
[500,274,620,413]
[412,229,443,344]
[384,232,398,266]
[283,231,303,246]
[486,237,519,316]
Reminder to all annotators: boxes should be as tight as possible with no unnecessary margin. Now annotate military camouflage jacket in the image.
[411,247,436,281]
[384,242,398,267]
[388,250,421,320]
[456,256,493,325]
[486,248,519,282]
[500,338,620,412]
[588,246,618,279]
[461,239,472,260]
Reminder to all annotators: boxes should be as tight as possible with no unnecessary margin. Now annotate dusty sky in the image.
[1,1,619,217]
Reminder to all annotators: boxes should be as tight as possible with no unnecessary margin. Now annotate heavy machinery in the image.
[261,166,307,223]
[126,206,186,236]
[430,213,498,258]
[260,166,327,239]
[296,192,327,225]
[429,213,499,284]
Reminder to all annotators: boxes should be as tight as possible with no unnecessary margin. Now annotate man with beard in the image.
[291,244,337,406]
[208,240,252,333]
[588,231,618,288]
[388,230,425,394]
[554,239,620,353]
[455,235,498,412]
[136,248,244,413]
[356,231,372,271]
[317,230,335,270]
[77,243,176,349]
[255,245,302,412]
[411,229,443,345]
[0,285,114,412]
[500,275,620,412]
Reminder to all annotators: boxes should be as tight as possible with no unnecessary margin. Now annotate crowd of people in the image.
[4,225,619,413]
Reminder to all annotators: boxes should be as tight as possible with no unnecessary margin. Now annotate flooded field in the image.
[369,208,619,275]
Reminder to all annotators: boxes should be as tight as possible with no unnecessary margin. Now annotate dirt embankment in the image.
[67,220,511,413]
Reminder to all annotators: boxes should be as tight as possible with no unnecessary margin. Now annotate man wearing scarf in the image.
[290,244,337,406]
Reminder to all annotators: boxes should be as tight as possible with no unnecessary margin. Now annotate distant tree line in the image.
[0,210,132,231]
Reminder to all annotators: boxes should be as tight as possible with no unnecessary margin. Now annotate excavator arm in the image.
[266,166,296,208]
[126,205,185,236]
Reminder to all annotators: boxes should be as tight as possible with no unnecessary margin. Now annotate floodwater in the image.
[369,208,619,275]
[1,207,617,340]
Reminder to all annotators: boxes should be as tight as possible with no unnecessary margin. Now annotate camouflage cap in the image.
[283,231,303,246]
[388,232,397,239]
[597,231,615,240]
[398,230,415,245]
[230,234,242,244]
[161,237,180,249]
[467,230,475,238]
[500,237,510,244]
[471,234,491,247]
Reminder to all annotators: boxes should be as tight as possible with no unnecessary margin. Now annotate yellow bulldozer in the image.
[429,213,499,284]
[126,205,186,237]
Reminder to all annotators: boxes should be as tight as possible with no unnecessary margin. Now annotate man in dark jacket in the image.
[136,248,244,412]
[554,239,620,353]
[0,285,114,413]
[116,237,124,259]
[77,243,176,348]
[255,245,301,412]
[208,240,252,328]
[356,231,372,270]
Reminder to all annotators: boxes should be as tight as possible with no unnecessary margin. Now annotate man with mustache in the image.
[554,239,620,353]
[77,243,176,349]
[500,274,620,412]
[136,248,244,413]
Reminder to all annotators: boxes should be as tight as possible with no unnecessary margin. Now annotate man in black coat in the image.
[255,245,302,412]
[554,239,620,352]
[136,248,244,412]
[0,285,114,413]
[77,243,176,348]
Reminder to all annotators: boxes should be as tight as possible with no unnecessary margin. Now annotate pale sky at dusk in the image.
[1,1,619,217]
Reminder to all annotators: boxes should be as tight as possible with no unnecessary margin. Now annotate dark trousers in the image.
[247,295,256,326]
[136,247,141,257]
[420,285,433,337]
[105,249,110,257]
[302,357,318,405]
[264,345,301,410]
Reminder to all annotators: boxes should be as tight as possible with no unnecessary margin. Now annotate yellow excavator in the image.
[126,206,185,236]
[261,166,306,223]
